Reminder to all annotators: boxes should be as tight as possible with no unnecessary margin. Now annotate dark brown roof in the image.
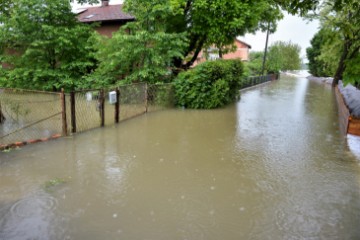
[77,4,135,23]
[235,39,252,49]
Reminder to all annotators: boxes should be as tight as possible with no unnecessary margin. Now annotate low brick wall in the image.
[335,82,360,136]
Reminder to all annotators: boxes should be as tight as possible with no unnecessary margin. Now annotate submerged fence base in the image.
[0,75,277,151]
[0,83,174,150]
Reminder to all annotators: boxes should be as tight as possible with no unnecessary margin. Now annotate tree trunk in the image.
[183,36,206,69]
[172,34,201,73]
[218,47,223,59]
[332,40,351,87]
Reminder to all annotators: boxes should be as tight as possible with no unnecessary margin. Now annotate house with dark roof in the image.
[76,0,135,38]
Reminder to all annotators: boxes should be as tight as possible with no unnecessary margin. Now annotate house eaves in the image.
[76,4,135,23]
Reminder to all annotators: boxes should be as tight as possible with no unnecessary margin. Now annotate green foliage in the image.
[43,176,71,192]
[90,0,188,86]
[267,41,301,73]
[92,30,187,86]
[343,57,360,88]
[306,28,340,77]
[309,0,360,86]
[166,0,284,68]
[245,51,264,76]
[174,59,244,109]
[0,0,97,91]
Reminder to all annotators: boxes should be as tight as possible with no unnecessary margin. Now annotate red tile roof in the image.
[77,4,135,23]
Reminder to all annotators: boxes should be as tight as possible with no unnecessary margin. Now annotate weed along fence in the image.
[0,83,174,149]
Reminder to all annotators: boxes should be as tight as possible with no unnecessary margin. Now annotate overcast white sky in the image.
[73,1,319,60]
[243,13,319,61]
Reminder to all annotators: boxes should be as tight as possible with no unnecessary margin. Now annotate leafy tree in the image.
[306,28,338,77]
[306,30,323,77]
[0,0,97,91]
[166,0,284,70]
[312,0,360,87]
[165,0,335,70]
[0,0,100,21]
[266,41,301,73]
[90,0,188,86]
[330,1,360,87]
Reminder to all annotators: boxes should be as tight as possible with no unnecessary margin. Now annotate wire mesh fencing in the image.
[0,83,175,148]
[63,83,175,135]
[147,83,175,112]
[0,75,273,148]
[0,88,62,146]
[118,83,147,121]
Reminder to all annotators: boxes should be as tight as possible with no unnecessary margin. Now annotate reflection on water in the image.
[1,76,360,239]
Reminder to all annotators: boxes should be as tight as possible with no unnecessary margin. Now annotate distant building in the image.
[193,39,252,66]
[76,0,135,38]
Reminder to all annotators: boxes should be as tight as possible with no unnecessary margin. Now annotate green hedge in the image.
[174,59,244,109]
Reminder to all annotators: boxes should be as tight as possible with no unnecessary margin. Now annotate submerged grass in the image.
[44,177,71,192]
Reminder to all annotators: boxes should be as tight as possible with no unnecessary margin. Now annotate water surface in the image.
[1,75,360,239]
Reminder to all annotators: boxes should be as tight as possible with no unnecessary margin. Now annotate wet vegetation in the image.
[174,60,245,109]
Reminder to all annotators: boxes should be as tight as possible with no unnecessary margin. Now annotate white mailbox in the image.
[109,91,117,104]
[86,92,92,101]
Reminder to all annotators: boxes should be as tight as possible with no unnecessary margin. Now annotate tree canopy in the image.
[161,0,284,69]
[89,0,188,86]
[0,0,97,91]
[1,0,338,90]
[306,0,360,87]
[267,41,301,73]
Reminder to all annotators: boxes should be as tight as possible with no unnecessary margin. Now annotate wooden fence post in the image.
[100,89,105,127]
[115,88,120,123]
[60,89,68,136]
[70,91,76,133]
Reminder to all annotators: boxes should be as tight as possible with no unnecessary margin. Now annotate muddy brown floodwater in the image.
[1,75,360,240]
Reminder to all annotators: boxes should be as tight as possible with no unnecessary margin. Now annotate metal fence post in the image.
[100,89,105,127]
[70,91,76,133]
[115,88,120,123]
[0,101,5,124]
[60,89,68,136]
[145,83,148,113]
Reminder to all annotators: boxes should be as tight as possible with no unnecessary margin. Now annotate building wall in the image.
[95,22,124,38]
[192,39,250,67]
[223,40,250,61]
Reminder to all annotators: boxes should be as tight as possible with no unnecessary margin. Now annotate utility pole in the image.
[261,22,270,76]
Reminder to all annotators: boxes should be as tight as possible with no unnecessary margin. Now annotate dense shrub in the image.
[174,59,244,109]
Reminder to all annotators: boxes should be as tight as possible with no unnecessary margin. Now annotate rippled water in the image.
[1,75,360,239]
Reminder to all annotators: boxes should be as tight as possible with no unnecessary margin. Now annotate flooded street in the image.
[1,75,360,239]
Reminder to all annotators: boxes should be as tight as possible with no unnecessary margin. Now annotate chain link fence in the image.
[0,83,174,147]
[0,75,274,148]
[0,88,62,146]
[147,83,175,112]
